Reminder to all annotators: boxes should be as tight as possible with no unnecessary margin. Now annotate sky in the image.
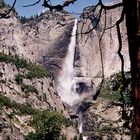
[4,0,112,18]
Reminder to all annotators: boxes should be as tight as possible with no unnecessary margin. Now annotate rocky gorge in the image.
[0,1,132,140]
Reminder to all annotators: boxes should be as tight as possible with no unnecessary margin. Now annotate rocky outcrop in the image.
[0,62,68,115]
[82,98,133,140]
[0,108,32,140]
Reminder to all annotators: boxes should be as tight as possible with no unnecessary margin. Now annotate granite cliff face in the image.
[75,6,130,87]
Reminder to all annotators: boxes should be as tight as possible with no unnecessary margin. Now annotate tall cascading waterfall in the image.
[57,19,80,106]
[57,19,87,139]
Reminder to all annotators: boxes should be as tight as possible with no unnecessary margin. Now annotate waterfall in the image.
[78,115,88,140]
[57,19,88,139]
[57,19,80,106]
[79,123,88,140]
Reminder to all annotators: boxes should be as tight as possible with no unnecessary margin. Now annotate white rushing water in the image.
[57,19,80,106]
[78,123,83,133]
[78,118,87,140]
[57,19,88,139]
[83,136,88,140]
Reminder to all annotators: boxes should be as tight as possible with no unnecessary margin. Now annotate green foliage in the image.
[21,84,38,94]
[73,135,78,140]
[25,132,38,140]
[17,103,38,115]
[0,94,38,115]
[131,132,137,140]
[61,134,67,140]
[98,124,117,133]
[0,79,6,84]
[19,16,29,24]
[0,53,50,79]
[99,72,132,106]
[26,63,50,79]
[0,53,27,68]
[19,14,40,24]
[0,72,3,77]
[26,110,64,140]
[0,0,15,10]
[15,74,24,85]
[79,134,83,140]
[0,0,5,8]
[63,118,73,127]
[14,55,28,68]
[0,94,11,108]
[28,14,39,21]
[0,53,15,63]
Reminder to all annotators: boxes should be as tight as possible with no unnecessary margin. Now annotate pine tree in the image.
[0,0,5,8]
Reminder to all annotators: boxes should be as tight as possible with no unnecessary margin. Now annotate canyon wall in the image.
[0,2,131,139]
[0,8,78,140]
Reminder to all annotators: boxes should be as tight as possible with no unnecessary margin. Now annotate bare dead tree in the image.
[23,0,77,11]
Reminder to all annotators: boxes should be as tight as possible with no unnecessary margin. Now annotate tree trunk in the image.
[123,0,140,139]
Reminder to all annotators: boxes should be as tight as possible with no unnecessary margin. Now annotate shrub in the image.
[0,94,38,115]
[19,16,29,24]
[73,135,78,140]
[0,79,6,84]
[21,84,38,94]
[99,124,117,133]
[79,133,83,140]
[19,14,40,24]
[14,55,28,68]
[61,134,67,140]
[63,117,73,127]
[0,0,5,8]
[15,74,24,85]
[16,103,38,115]
[0,94,12,108]
[26,110,64,140]
[0,53,14,63]
[26,63,50,79]
[25,132,38,140]
[98,72,132,106]
[0,72,3,77]
[0,53,51,79]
